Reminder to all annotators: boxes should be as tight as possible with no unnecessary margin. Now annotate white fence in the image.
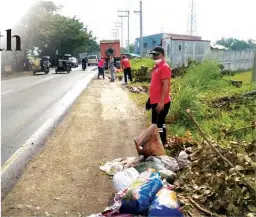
[161,37,255,71]
[204,49,255,71]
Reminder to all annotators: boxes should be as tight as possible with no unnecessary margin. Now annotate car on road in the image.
[69,57,79,67]
[87,55,98,66]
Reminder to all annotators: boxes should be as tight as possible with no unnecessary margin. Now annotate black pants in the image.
[124,67,132,83]
[98,67,104,79]
[151,102,171,145]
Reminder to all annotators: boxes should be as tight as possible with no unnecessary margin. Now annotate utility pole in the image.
[115,21,123,47]
[134,1,143,57]
[252,50,256,83]
[118,10,130,52]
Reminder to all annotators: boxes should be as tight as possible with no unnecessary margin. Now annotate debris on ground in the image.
[129,86,147,94]
[94,114,256,217]
[90,124,189,217]
[211,90,256,109]
[174,109,256,217]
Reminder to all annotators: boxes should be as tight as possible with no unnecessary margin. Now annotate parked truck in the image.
[100,40,121,69]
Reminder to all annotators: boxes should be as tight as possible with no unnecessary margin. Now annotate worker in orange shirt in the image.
[121,55,132,84]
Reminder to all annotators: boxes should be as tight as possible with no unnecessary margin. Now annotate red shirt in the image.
[149,60,171,104]
[121,58,131,69]
[98,59,105,68]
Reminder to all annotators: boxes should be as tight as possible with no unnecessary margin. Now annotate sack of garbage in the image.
[113,167,140,192]
[119,169,163,215]
[134,124,166,157]
[148,184,184,217]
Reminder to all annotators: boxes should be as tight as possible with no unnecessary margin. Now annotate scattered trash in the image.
[89,126,190,217]
[129,86,147,94]
[99,156,143,176]
[113,168,139,192]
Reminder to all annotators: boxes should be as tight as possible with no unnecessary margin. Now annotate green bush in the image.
[169,61,228,126]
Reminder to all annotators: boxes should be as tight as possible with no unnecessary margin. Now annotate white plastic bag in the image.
[113,167,139,192]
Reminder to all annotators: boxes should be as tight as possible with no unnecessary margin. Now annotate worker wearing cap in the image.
[145,46,172,145]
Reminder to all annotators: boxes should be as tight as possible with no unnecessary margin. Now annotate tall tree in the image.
[3,0,99,71]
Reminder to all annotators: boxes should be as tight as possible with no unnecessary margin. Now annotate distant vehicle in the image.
[31,56,50,75]
[55,54,72,74]
[69,57,78,67]
[100,40,121,69]
[87,55,98,66]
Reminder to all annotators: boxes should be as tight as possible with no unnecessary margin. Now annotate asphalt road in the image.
[1,65,97,165]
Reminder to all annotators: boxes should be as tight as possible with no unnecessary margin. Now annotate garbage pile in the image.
[89,124,190,217]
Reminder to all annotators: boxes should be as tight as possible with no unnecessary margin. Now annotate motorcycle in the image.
[82,62,87,71]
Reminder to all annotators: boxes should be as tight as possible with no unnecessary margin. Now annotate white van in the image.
[87,55,98,66]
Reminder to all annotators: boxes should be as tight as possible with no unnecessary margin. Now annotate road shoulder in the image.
[1,79,146,216]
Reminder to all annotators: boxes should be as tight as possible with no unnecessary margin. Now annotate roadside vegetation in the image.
[127,58,256,216]
[129,59,255,144]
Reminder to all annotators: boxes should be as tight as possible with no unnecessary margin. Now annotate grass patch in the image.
[129,59,255,144]
[130,58,154,70]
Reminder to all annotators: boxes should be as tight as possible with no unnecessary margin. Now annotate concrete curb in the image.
[1,70,97,200]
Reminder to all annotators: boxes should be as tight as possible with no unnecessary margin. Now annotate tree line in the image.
[1,0,99,72]
[216,38,256,51]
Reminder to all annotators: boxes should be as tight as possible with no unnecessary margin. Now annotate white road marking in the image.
[0,90,13,95]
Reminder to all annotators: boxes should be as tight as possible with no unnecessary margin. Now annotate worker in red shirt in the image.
[121,55,132,84]
[146,46,171,145]
[98,57,105,79]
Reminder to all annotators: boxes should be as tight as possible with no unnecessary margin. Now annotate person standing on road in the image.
[98,57,105,79]
[108,56,115,82]
[145,46,172,146]
[121,55,132,84]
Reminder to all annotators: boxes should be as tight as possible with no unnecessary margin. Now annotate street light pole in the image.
[134,1,143,57]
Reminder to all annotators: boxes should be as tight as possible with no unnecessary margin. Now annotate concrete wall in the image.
[205,49,255,71]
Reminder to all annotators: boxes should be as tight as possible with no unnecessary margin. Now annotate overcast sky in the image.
[1,0,256,46]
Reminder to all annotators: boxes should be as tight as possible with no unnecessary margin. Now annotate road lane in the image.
[1,66,97,164]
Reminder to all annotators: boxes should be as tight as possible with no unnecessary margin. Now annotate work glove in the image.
[145,97,151,110]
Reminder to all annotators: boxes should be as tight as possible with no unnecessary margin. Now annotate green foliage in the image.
[130,58,154,70]
[216,38,256,50]
[169,62,255,143]
[127,44,135,53]
[8,0,99,70]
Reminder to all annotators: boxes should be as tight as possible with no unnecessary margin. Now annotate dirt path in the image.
[2,78,146,216]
